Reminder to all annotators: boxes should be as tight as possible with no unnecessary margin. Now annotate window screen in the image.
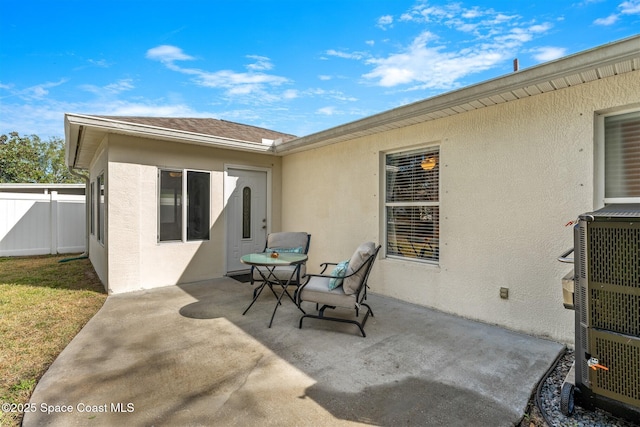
[385,147,440,263]
[187,171,210,241]
[159,170,183,241]
[605,111,640,201]
[90,181,95,236]
[97,173,105,244]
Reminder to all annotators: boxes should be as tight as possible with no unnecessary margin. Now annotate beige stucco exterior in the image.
[88,134,282,294]
[280,71,640,343]
[67,36,640,344]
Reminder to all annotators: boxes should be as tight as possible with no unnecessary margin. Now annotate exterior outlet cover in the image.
[500,287,509,299]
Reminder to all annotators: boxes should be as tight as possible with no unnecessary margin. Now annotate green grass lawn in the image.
[0,255,106,427]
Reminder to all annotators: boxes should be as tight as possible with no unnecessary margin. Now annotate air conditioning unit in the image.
[569,204,640,421]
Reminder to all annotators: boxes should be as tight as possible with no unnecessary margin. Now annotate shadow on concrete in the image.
[25,278,563,426]
[303,376,512,426]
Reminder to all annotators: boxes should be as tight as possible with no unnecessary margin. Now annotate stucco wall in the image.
[102,135,282,294]
[281,71,640,343]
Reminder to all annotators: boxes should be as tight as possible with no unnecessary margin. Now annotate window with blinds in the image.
[385,147,439,263]
[605,110,640,203]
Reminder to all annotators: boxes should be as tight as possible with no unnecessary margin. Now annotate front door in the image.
[225,168,268,273]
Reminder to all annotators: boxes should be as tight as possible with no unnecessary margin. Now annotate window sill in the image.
[381,255,441,271]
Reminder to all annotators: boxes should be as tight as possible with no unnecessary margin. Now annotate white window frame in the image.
[90,181,95,236]
[383,145,440,265]
[158,168,211,243]
[595,108,640,206]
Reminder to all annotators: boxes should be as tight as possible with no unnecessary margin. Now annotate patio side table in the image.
[241,252,307,327]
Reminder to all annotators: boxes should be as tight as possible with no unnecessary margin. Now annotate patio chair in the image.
[251,232,311,298]
[297,242,381,337]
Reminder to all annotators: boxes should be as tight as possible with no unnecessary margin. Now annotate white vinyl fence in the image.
[0,191,86,256]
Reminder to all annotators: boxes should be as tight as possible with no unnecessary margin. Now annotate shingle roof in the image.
[93,116,297,144]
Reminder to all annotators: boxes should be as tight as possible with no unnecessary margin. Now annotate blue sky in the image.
[1,0,639,139]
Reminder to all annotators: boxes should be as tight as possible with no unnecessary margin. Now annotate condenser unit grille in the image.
[578,225,587,280]
[589,223,640,289]
[578,281,588,325]
[590,288,640,336]
[591,330,640,408]
[574,205,640,415]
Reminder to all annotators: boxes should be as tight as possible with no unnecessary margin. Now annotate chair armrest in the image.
[304,272,345,280]
[303,250,377,281]
[304,263,366,280]
[319,262,339,274]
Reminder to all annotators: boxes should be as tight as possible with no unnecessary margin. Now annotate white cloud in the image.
[105,79,135,94]
[101,101,202,117]
[32,80,68,98]
[88,59,110,68]
[282,89,298,99]
[529,23,553,33]
[0,95,210,138]
[337,4,554,90]
[363,29,509,89]
[0,79,68,101]
[146,45,195,63]
[80,79,135,96]
[193,69,289,93]
[532,46,567,62]
[594,0,640,26]
[461,8,482,19]
[594,13,619,25]
[146,45,291,102]
[620,0,640,14]
[318,75,332,81]
[414,4,457,22]
[399,13,414,22]
[246,55,274,71]
[377,15,393,29]
[302,88,357,102]
[325,49,368,60]
[317,106,336,115]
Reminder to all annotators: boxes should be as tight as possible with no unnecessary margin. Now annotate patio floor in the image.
[24,277,564,426]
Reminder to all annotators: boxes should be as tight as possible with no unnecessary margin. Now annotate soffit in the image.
[276,35,640,155]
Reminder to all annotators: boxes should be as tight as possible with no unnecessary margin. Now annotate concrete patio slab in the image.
[24,278,564,426]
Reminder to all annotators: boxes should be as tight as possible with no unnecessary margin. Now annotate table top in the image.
[240,252,308,267]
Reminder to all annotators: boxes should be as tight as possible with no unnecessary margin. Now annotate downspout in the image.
[60,123,90,261]
[65,166,90,261]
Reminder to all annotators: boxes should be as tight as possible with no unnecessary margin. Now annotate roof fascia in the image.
[275,35,640,155]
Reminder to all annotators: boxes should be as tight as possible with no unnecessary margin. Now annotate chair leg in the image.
[299,304,372,337]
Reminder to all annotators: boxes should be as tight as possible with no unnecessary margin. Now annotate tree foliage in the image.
[0,132,82,183]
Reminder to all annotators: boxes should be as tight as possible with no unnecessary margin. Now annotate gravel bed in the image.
[535,349,639,427]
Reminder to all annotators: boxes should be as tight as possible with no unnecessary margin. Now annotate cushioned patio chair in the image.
[297,242,381,337]
[251,232,311,299]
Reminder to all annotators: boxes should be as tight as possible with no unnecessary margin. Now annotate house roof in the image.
[65,115,296,169]
[92,116,297,144]
[275,34,640,154]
